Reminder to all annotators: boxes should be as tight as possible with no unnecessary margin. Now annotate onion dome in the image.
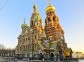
[32,5,42,21]
[33,4,37,10]
[21,18,27,28]
[33,4,38,13]
[45,5,55,12]
[21,23,27,28]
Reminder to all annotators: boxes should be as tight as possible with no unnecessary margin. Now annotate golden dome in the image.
[45,5,55,12]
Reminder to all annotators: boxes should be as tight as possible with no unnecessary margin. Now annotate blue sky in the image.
[0,0,84,52]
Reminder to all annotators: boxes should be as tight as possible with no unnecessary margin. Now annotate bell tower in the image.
[45,4,64,41]
[30,4,44,41]
[44,0,68,56]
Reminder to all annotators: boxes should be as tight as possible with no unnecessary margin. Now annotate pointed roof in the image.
[31,4,42,21]
[33,4,38,14]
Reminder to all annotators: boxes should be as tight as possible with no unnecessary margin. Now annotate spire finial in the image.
[48,0,51,5]
[32,0,38,13]
[33,5,38,13]
[32,0,35,5]
[24,18,25,24]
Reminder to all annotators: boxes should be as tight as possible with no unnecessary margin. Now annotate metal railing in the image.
[0,56,79,62]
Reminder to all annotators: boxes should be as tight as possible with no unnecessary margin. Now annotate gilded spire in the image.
[32,0,35,5]
[48,0,51,6]
[32,0,38,13]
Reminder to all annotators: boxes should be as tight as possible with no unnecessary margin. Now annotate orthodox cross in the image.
[32,0,35,5]
[24,18,25,24]
[47,0,51,5]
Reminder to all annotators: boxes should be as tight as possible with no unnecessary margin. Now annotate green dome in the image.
[21,23,27,28]
[21,18,28,28]
[33,5,37,10]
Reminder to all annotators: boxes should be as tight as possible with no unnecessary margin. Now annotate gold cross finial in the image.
[32,0,35,5]
[32,0,38,13]
[24,18,25,24]
[48,0,51,5]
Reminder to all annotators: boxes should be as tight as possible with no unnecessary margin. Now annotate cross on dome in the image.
[24,18,25,24]
[48,0,51,5]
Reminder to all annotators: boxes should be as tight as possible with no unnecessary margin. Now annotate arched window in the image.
[48,17,51,22]
[53,16,56,21]
[26,38,27,41]
[20,47,21,51]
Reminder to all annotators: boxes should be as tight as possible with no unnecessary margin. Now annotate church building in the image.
[15,1,71,58]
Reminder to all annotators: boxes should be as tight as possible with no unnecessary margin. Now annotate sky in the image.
[0,0,84,52]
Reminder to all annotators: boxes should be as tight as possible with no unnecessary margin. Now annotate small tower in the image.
[45,4,64,41]
[15,18,32,57]
[30,4,44,41]
[45,0,67,54]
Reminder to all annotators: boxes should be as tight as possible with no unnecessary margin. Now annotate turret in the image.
[45,3,64,41]
[30,4,44,41]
